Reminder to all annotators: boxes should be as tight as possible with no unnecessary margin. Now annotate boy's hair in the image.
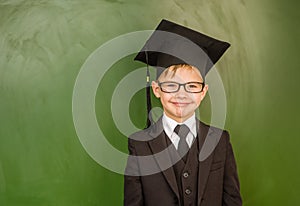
[158,64,203,80]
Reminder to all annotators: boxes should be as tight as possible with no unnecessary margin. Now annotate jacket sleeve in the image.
[124,139,143,206]
[222,132,243,206]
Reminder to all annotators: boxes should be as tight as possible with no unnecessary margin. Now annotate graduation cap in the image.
[134,19,230,128]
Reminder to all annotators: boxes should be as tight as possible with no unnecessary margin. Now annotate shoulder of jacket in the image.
[199,120,230,142]
[128,128,153,144]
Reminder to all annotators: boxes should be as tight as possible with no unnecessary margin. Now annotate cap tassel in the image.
[145,51,152,128]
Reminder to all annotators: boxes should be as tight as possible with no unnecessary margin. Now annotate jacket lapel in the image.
[148,118,180,199]
[197,121,214,203]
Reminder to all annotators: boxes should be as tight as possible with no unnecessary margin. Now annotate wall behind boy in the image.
[0,0,299,205]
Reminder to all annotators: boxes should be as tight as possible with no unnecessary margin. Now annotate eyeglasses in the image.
[158,81,205,93]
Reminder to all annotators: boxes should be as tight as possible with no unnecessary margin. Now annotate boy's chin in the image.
[174,109,195,117]
[174,113,195,121]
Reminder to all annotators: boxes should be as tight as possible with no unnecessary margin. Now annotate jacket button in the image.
[183,172,189,178]
[185,189,191,195]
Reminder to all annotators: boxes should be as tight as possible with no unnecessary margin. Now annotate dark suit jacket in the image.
[124,118,242,206]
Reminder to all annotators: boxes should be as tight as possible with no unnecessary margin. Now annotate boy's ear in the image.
[200,84,209,101]
[151,81,161,98]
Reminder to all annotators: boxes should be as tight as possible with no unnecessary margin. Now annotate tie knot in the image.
[174,124,190,138]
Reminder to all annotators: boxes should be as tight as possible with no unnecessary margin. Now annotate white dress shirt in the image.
[162,113,197,149]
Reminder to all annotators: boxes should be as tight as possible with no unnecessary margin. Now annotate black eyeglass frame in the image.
[157,81,205,93]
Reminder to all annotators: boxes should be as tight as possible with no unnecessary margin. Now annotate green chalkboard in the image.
[0,0,299,205]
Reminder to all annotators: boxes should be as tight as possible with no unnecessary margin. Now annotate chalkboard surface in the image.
[0,0,299,205]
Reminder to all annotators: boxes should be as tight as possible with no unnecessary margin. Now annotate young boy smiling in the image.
[124,19,242,206]
[152,64,208,124]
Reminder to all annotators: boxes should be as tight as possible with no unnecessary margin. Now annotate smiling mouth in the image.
[171,102,191,106]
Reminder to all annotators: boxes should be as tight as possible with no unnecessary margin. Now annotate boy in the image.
[124,19,242,206]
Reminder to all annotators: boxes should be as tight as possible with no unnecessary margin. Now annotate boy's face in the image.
[152,66,208,123]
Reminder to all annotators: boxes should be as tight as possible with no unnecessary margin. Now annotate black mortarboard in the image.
[135,19,230,128]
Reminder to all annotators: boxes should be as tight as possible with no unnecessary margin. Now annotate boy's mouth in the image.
[171,101,191,106]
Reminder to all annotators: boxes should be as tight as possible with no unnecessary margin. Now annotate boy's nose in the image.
[178,84,184,91]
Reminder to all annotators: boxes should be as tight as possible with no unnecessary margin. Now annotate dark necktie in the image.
[174,124,190,158]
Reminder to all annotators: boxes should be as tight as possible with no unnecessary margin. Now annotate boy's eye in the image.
[165,83,178,88]
[160,82,179,92]
[187,83,200,89]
